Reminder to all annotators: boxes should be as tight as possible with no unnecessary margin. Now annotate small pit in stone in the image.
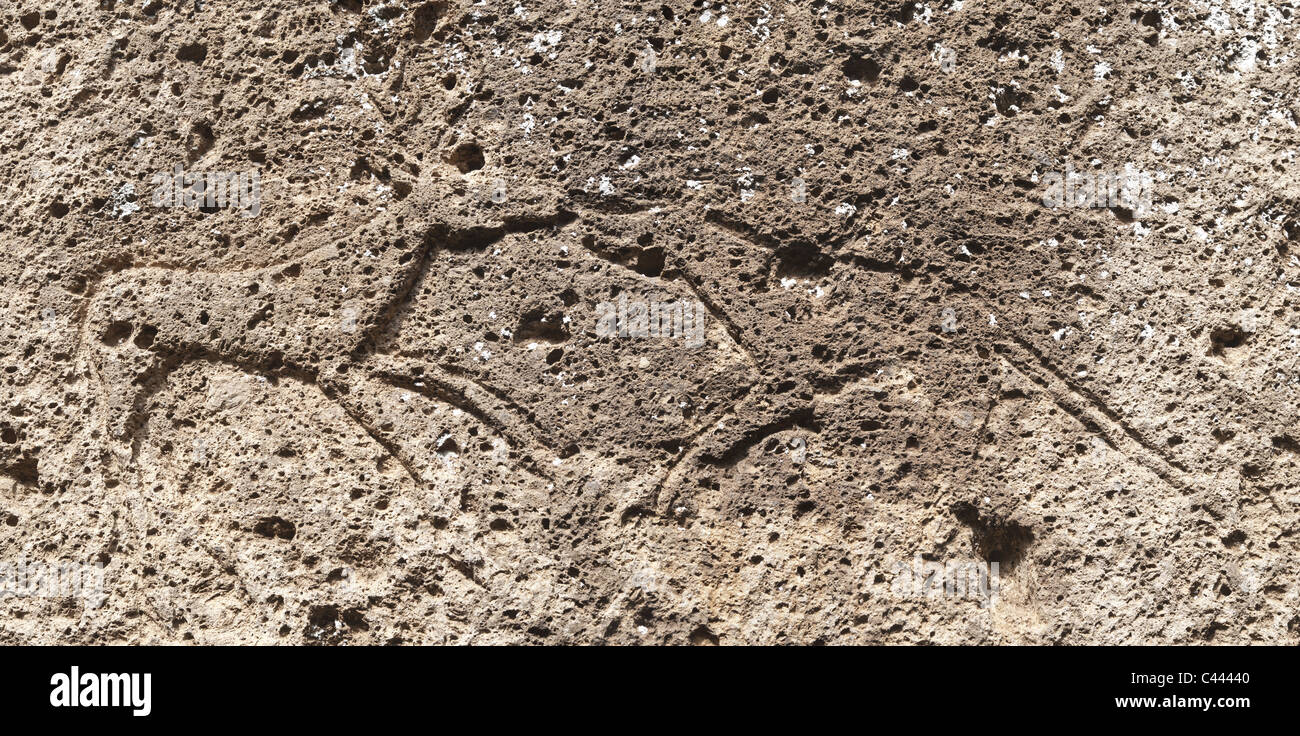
[1208,325,1249,359]
[253,516,297,540]
[951,501,1034,572]
[448,141,485,173]
[842,54,881,83]
[101,321,133,347]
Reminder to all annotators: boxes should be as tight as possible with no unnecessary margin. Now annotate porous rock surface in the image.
[1,0,1298,644]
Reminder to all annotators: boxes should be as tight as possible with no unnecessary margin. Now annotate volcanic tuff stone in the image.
[1,0,1298,644]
